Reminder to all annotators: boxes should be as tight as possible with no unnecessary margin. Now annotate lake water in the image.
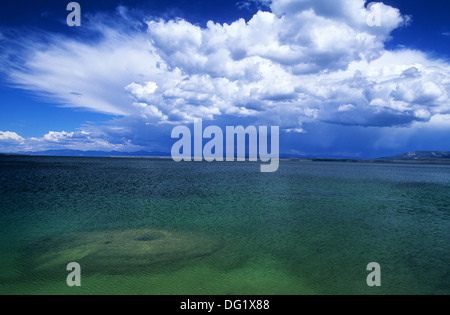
[0,156,449,294]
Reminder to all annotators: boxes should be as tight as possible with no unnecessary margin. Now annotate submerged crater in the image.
[135,232,165,242]
[30,229,222,274]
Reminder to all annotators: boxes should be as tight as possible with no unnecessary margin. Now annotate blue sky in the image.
[1,0,449,158]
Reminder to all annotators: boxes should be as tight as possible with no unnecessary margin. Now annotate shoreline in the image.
[2,153,450,165]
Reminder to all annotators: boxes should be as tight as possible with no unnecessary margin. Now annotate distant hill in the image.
[12,150,171,157]
[3,150,353,159]
[2,150,450,161]
[379,151,450,160]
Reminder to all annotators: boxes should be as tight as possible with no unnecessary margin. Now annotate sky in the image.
[0,0,449,158]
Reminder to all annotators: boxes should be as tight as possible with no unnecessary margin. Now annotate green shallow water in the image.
[0,156,449,295]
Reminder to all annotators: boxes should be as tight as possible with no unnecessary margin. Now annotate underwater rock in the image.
[31,229,221,274]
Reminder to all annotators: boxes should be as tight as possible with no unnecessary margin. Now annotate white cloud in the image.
[0,130,144,153]
[0,131,24,142]
[42,131,75,142]
[284,128,305,134]
[5,24,169,116]
[338,104,356,112]
[126,82,158,100]
[147,0,405,76]
[1,0,450,144]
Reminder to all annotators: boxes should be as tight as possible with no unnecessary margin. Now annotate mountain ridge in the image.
[378,151,450,160]
[1,150,449,160]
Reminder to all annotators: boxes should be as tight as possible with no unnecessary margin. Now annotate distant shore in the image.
[2,153,450,165]
[290,158,450,165]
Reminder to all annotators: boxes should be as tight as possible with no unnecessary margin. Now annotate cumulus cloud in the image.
[147,0,403,75]
[284,128,305,134]
[1,0,450,154]
[0,130,144,153]
[42,131,75,142]
[0,131,24,142]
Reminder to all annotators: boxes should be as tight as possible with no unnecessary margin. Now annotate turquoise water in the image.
[0,156,449,295]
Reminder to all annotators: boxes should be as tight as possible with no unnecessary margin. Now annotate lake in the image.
[0,156,449,294]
